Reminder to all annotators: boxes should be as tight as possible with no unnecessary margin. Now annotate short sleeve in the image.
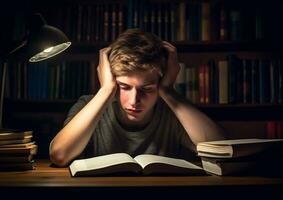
[63,95,94,126]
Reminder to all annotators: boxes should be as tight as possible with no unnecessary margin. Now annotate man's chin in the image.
[126,114,142,121]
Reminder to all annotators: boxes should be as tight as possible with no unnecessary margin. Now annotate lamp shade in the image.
[0,13,71,128]
[26,13,71,62]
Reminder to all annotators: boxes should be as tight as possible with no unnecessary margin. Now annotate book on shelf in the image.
[175,62,186,97]
[69,153,206,177]
[197,138,283,158]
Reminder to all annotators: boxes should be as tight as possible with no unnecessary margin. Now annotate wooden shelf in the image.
[3,99,76,113]
[4,99,283,121]
[197,104,283,121]
[64,40,283,55]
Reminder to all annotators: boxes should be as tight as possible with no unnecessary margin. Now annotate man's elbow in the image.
[49,147,70,167]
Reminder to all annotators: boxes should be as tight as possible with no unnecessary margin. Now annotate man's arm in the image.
[159,41,227,145]
[49,47,116,167]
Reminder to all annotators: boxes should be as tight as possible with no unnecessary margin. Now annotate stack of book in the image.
[196,138,283,176]
[0,129,38,171]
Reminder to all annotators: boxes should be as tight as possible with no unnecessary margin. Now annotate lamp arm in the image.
[0,39,27,128]
[0,62,7,128]
[5,40,27,59]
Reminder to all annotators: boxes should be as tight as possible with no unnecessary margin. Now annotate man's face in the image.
[116,70,160,125]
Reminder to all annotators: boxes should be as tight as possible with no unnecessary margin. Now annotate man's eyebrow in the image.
[116,81,128,85]
[117,80,158,87]
[142,82,158,87]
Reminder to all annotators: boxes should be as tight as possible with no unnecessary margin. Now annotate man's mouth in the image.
[126,108,143,114]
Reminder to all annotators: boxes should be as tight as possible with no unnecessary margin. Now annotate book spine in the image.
[201,2,211,41]
[198,64,205,104]
[219,4,228,40]
[242,59,252,104]
[177,0,186,41]
[175,63,186,97]
[218,60,228,104]
[251,59,260,104]
[103,4,109,42]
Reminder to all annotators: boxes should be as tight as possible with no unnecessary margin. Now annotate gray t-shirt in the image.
[64,95,197,160]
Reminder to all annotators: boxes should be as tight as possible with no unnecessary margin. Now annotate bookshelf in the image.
[1,0,283,158]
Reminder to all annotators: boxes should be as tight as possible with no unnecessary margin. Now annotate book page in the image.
[134,154,202,170]
[69,153,142,176]
[74,153,138,170]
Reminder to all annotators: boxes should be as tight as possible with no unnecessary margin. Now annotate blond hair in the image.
[109,29,165,77]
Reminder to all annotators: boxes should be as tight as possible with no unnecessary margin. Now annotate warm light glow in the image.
[29,42,71,62]
[43,46,54,53]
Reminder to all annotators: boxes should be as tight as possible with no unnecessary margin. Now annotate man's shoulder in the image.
[79,95,94,101]
[77,95,94,103]
[69,95,94,112]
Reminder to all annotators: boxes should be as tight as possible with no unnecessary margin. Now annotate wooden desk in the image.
[0,160,282,199]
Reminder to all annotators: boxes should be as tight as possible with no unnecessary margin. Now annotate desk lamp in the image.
[0,13,71,128]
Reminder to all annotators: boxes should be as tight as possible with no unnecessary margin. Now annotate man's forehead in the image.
[116,71,159,86]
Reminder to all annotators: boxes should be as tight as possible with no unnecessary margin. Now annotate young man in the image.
[49,29,226,167]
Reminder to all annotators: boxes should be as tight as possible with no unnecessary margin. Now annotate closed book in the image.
[170,2,176,41]
[177,1,186,41]
[229,9,242,41]
[185,67,193,102]
[251,59,260,103]
[0,129,33,140]
[0,142,35,148]
[242,59,252,104]
[198,64,205,104]
[175,63,186,97]
[0,136,32,146]
[201,2,211,41]
[259,59,271,103]
[227,55,238,104]
[204,64,210,104]
[208,60,218,104]
[201,157,255,176]
[218,60,228,104]
[103,4,110,42]
[0,144,37,155]
[0,154,33,163]
[197,138,283,158]
[0,161,35,171]
[202,150,283,176]
[278,59,283,103]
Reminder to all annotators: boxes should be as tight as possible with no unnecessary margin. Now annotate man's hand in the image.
[97,47,117,91]
[159,41,180,91]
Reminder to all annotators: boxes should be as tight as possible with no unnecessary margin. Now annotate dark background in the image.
[0,0,283,159]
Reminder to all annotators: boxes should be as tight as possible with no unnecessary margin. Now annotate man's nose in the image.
[129,88,141,105]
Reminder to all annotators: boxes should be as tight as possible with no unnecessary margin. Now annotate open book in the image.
[69,153,205,177]
[197,138,283,158]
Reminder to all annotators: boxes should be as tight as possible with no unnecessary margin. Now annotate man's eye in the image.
[141,87,154,92]
[119,85,131,90]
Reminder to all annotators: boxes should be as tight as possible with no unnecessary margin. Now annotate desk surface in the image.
[0,159,283,188]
